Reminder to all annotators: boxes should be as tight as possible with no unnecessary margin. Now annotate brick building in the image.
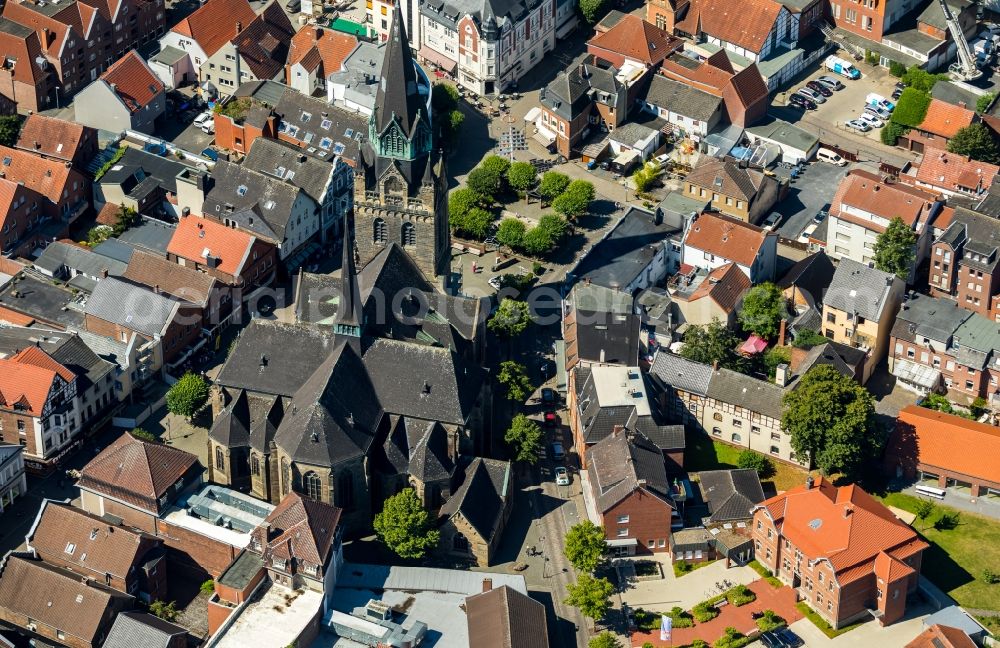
[752,477,928,629]
[0,18,56,113]
[167,213,278,293]
[0,145,89,226]
[15,114,98,168]
[929,207,1000,320]
[439,457,512,566]
[658,49,770,128]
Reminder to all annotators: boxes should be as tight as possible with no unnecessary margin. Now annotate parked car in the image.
[797,86,827,103]
[789,93,817,110]
[858,111,884,128]
[762,212,782,231]
[554,466,570,486]
[653,153,670,168]
[865,104,892,120]
[866,92,895,111]
[201,121,215,135]
[550,442,565,461]
[892,87,904,100]
[759,632,783,648]
[816,75,845,91]
[814,209,828,223]
[541,387,557,405]
[201,147,219,162]
[846,118,871,132]
[774,627,804,647]
[544,411,559,427]
[806,80,833,97]
[193,111,213,128]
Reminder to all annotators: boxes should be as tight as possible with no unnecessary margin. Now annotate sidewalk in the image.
[619,558,758,611]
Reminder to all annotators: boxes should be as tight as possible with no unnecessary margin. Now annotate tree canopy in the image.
[467,166,503,201]
[565,573,615,620]
[947,123,1000,164]
[631,162,661,193]
[0,115,22,148]
[498,360,533,402]
[496,218,527,249]
[431,83,463,151]
[521,226,554,255]
[488,298,531,337]
[504,413,543,464]
[589,632,623,648]
[679,319,747,372]
[166,373,209,419]
[578,0,611,24]
[538,171,571,201]
[738,283,787,339]
[564,520,609,573]
[507,161,538,192]
[737,450,775,478]
[890,87,932,128]
[373,488,440,559]
[553,180,595,220]
[873,216,917,279]
[457,207,493,240]
[781,365,879,475]
[900,65,948,93]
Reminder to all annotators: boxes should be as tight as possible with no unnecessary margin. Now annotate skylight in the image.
[319,137,332,149]
[237,185,248,196]
[333,143,345,155]
[320,119,332,130]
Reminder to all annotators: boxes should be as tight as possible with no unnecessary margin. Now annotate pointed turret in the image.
[335,227,363,338]
[374,5,429,138]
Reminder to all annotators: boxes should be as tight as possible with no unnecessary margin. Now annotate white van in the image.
[817,148,847,166]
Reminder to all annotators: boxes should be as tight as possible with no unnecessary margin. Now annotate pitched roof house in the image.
[286,26,357,96]
[659,50,770,127]
[250,491,343,587]
[103,612,188,648]
[668,262,751,328]
[906,624,978,648]
[439,457,512,567]
[900,98,978,152]
[166,214,278,290]
[905,147,999,199]
[752,477,928,629]
[15,114,97,167]
[683,157,781,224]
[587,14,683,69]
[682,211,777,282]
[0,145,89,224]
[0,18,56,114]
[74,51,166,134]
[465,582,549,648]
[697,468,765,524]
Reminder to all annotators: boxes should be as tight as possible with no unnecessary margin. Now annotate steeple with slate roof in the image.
[334,226,363,339]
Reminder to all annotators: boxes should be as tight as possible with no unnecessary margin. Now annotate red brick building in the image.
[0,19,57,113]
[167,214,278,292]
[659,50,769,128]
[0,145,89,226]
[928,207,1000,320]
[15,114,98,168]
[752,477,928,629]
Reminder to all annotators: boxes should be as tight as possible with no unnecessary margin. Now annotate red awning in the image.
[740,335,768,355]
[418,46,457,74]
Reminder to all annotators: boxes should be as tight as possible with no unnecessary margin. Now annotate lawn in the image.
[684,429,808,493]
[878,492,1000,611]
[674,558,716,578]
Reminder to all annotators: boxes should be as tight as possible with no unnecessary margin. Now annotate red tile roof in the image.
[0,306,34,326]
[167,215,257,277]
[251,492,341,566]
[0,145,78,205]
[11,345,74,383]
[95,201,120,226]
[287,26,357,81]
[756,477,927,580]
[171,0,258,57]
[915,147,999,194]
[689,262,751,313]
[675,0,783,53]
[123,249,217,307]
[684,212,770,268]
[892,405,1000,485]
[831,169,939,229]
[588,14,682,65]
[101,50,163,113]
[77,432,200,513]
[16,115,90,163]
[0,23,50,85]
[907,624,977,648]
[919,99,976,139]
[0,356,59,416]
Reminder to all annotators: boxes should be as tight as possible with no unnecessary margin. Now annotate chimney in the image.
[886,275,893,286]
[100,268,109,279]
[712,359,719,371]
[314,26,323,41]
[236,21,243,32]
[599,348,606,364]
[774,363,789,387]
[154,284,161,294]
[481,578,492,593]
[805,475,814,489]
[778,318,786,347]
[843,504,853,518]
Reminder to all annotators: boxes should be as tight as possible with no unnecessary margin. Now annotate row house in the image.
[827,169,943,283]
[640,73,723,142]
[15,114,98,169]
[285,25,357,96]
[0,177,53,259]
[417,0,555,95]
[0,444,26,513]
[683,157,781,225]
[200,2,293,95]
[821,259,904,385]
[0,145,89,227]
[0,18,57,113]
[649,352,803,466]
[668,262,751,329]
[2,0,166,105]
[658,50,770,128]
[901,147,1000,200]
[752,477,927,629]
[929,206,1000,320]
[682,211,778,283]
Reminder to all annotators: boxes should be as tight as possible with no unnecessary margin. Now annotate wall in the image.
[601,488,673,554]
[156,518,240,578]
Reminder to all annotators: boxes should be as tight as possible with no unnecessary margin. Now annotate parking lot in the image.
[774,159,851,239]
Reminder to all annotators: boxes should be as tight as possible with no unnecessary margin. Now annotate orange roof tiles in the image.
[0,145,77,205]
[0,21,50,86]
[757,477,927,580]
[287,25,357,81]
[675,0,783,53]
[907,624,977,648]
[683,212,770,268]
[690,262,751,313]
[11,345,74,383]
[0,306,34,326]
[919,99,976,139]
[167,215,256,277]
[915,148,999,193]
[831,169,939,228]
[16,115,90,163]
[893,405,1000,485]
[101,50,163,113]
[588,14,682,65]
[0,356,59,416]
[172,0,258,57]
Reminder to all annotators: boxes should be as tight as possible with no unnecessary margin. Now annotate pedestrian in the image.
[471,261,478,274]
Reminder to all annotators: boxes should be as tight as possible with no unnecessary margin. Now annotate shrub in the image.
[675,560,692,574]
[891,88,932,128]
[971,396,989,418]
[200,579,215,594]
[129,428,157,443]
[881,121,910,146]
[934,511,961,530]
[692,601,719,623]
[669,606,694,628]
[737,450,775,479]
[983,568,1000,584]
[690,642,709,648]
[865,50,879,66]
[915,499,936,520]
[978,92,996,114]
[726,584,756,607]
[149,600,178,621]
[94,146,127,180]
[889,60,906,77]
[756,609,785,633]
[713,627,745,648]
[793,329,827,349]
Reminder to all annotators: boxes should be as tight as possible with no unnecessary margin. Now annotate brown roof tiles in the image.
[123,249,218,307]
[907,624,977,648]
[167,215,257,277]
[171,0,258,57]
[683,212,770,268]
[101,50,163,113]
[465,584,549,648]
[0,355,61,416]
[675,0,783,53]
[831,169,939,229]
[0,145,81,206]
[588,14,682,66]
[16,115,92,163]
[914,147,999,193]
[286,25,357,81]
[891,405,1000,486]
[233,3,294,81]
[919,98,976,139]
[251,492,341,567]
[690,262,751,313]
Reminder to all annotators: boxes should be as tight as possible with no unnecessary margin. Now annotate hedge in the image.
[891,88,932,128]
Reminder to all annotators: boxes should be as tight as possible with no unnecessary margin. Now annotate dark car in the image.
[759,632,783,648]
[788,93,817,110]
[807,80,833,97]
[544,411,559,427]
[774,627,804,647]
[814,209,828,224]
[541,388,557,405]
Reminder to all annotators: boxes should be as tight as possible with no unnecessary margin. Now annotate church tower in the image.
[353,5,450,281]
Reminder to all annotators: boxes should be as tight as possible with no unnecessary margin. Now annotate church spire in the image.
[373,4,429,139]
[335,227,363,338]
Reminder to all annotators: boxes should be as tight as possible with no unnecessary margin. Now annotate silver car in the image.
[797,86,826,104]
[815,75,845,91]
[858,112,884,128]
[865,104,892,120]
[846,119,871,132]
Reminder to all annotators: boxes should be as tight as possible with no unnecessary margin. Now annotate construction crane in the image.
[942,0,983,81]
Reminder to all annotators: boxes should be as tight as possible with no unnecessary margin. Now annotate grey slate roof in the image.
[409,421,454,482]
[706,366,784,420]
[794,341,865,381]
[243,137,336,207]
[0,444,21,466]
[116,217,176,255]
[697,469,765,523]
[953,313,1000,358]
[421,0,543,34]
[644,75,722,121]
[103,611,187,648]
[92,239,137,265]
[34,241,128,280]
[540,64,621,121]
[84,277,178,337]
[571,207,677,290]
[374,5,429,140]
[49,334,115,393]
[209,389,252,447]
[823,258,899,322]
[892,292,970,344]
[440,457,510,541]
[649,352,713,396]
[609,122,658,147]
[941,207,1000,273]
[273,86,367,164]
[100,148,192,199]
[777,251,835,304]
[587,430,673,513]
[203,160,313,243]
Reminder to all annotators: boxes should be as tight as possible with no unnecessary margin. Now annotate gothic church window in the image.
[303,471,322,501]
[373,218,387,243]
[402,222,415,246]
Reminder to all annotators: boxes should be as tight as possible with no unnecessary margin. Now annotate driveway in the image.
[785,601,934,648]
[618,558,758,611]
[775,160,851,239]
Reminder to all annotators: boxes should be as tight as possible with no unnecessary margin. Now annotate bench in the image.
[915,484,946,499]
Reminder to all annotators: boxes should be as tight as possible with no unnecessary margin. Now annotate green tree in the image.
[565,573,614,621]
[564,520,609,573]
[467,167,502,202]
[781,365,879,475]
[578,0,610,23]
[553,180,595,220]
[764,346,791,380]
[504,413,543,464]
[449,187,481,222]
[129,428,158,443]
[0,115,22,148]
[888,60,906,77]
[444,109,465,151]
[900,65,947,93]
[891,88,932,127]
[679,319,747,372]
[978,92,996,114]
[507,161,538,192]
[431,83,463,150]
[921,392,957,415]
[488,298,531,338]
[165,373,209,419]
[738,282,787,339]
[457,207,493,240]
[631,162,661,193]
[873,216,917,279]
[111,204,139,237]
[971,396,988,418]
[538,171,571,201]
[482,155,511,187]
[497,360,533,402]
[200,579,216,594]
[431,82,459,114]
[737,450,775,478]
[496,218,526,249]
[538,214,568,241]
[373,488,440,559]
[915,499,936,520]
[881,121,910,146]
[149,600,178,622]
[793,329,828,349]
[589,632,622,648]
[948,123,1000,164]
[521,226,554,255]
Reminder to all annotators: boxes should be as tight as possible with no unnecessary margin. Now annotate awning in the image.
[740,334,768,355]
[607,538,638,547]
[523,106,541,123]
[894,359,941,390]
[418,46,457,74]
[533,128,556,146]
